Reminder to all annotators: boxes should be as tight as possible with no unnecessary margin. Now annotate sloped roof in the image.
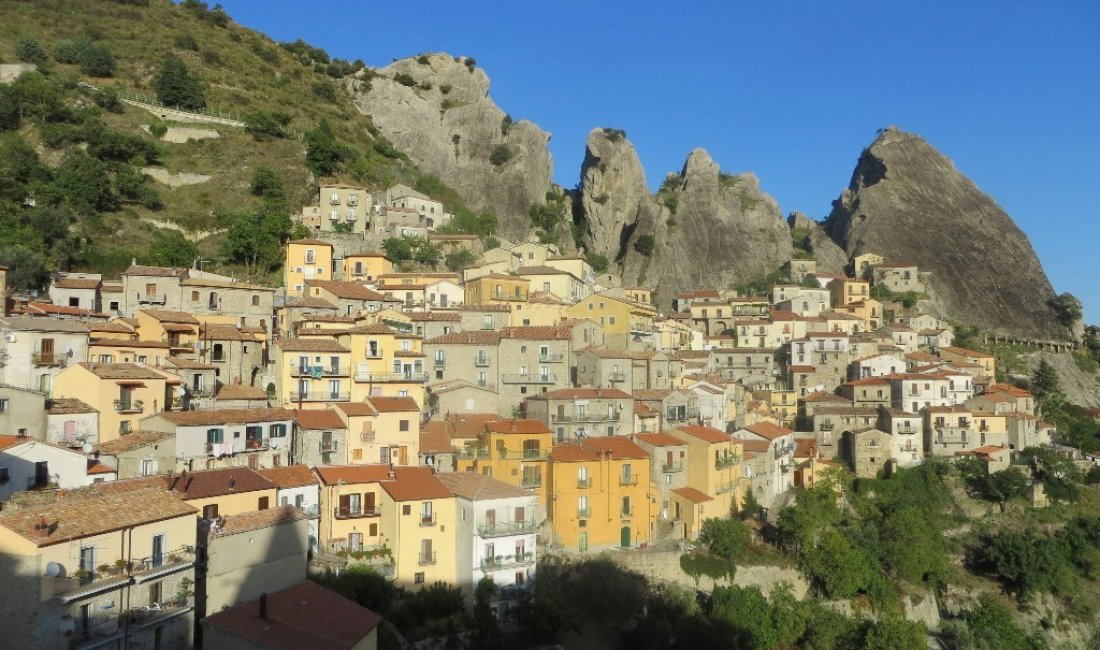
[380,466,452,502]
[295,409,346,430]
[437,472,532,500]
[258,465,319,489]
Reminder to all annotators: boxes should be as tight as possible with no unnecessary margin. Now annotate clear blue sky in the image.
[217,0,1100,325]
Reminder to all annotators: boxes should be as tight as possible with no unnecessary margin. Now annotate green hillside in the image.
[0,0,470,285]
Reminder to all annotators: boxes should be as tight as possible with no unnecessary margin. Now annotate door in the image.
[79,546,96,583]
[40,338,54,363]
[578,532,588,553]
[485,508,496,531]
[364,492,376,515]
[258,496,269,510]
[152,534,165,568]
[620,526,631,548]
[34,461,49,488]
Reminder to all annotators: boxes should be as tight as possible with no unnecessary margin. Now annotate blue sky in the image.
[217,0,1100,324]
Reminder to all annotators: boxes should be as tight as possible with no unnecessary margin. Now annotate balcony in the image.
[420,513,438,527]
[665,408,701,422]
[607,371,627,382]
[418,551,437,566]
[481,552,533,571]
[521,474,543,488]
[577,477,591,489]
[320,440,339,453]
[474,357,491,367]
[577,508,591,518]
[130,546,196,583]
[502,373,556,384]
[333,505,382,520]
[715,455,739,470]
[299,504,321,518]
[288,391,350,402]
[32,353,66,367]
[716,481,737,494]
[137,293,167,305]
[662,460,685,473]
[353,372,427,383]
[621,507,634,517]
[819,422,834,431]
[51,566,134,604]
[552,412,620,424]
[433,358,445,368]
[113,399,143,414]
[457,446,490,460]
[538,353,565,363]
[619,475,638,487]
[477,520,536,537]
[289,363,349,377]
[522,448,547,460]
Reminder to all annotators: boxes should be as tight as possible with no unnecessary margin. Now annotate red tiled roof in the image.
[437,472,532,500]
[154,408,295,426]
[167,467,276,500]
[295,409,346,430]
[258,465,319,489]
[202,580,381,650]
[742,422,793,441]
[380,466,452,501]
[582,435,649,460]
[368,396,420,412]
[335,402,379,417]
[531,387,632,400]
[674,425,731,445]
[633,432,687,447]
[314,465,393,486]
[484,419,552,435]
[672,487,713,504]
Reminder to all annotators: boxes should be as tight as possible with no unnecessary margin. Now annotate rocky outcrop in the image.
[577,128,649,257]
[824,127,1066,339]
[348,54,552,240]
[788,211,847,273]
[604,146,792,305]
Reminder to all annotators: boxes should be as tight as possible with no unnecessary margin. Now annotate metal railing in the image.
[481,552,533,570]
[114,400,144,413]
[288,392,350,401]
[477,520,536,537]
[521,474,543,488]
[716,481,737,494]
[662,460,685,473]
[334,505,382,519]
[577,477,591,489]
[538,353,565,363]
[502,373,556,384]
[619,475,638,487]
[353,372,427,382]
[457,447,490,459]
[577,508,591,518]
[474,357,492,367]
[419,513,438,527]
[715,456,739,470]
[289,363,348,377]
[32,353,66,367]
[418,551,437,566]
[320,440,339,453]
[137,293,167,305]
[552,412,620,424]
[607,371,627,382]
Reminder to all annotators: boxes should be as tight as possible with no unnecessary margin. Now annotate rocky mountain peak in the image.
[577,128,649,258]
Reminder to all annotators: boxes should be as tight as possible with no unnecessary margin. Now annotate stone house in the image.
[44,396,97,448]
[872,261,924,293]
[843,427,893,478]
[0,384,47,439]
[526,387,634,442]
[0,316,90,395]
[301,183,373,234]
[841,376,893,409]
[294,407,348,468]
[142,408,296,472]
[812,405,879,451]
[708,347,777,389]
[634,389,700,430]
[48,273,103,312]
[94,430,176,479]
[632,432,690,522]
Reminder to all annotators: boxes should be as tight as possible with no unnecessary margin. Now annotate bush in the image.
[78,43,116,77]
[489,144,512,166]
[174,33,199,51]
[154,55,205,110]
[501,114,513,136]
[244,109,291,140]
[393,72,417,87]
[15,39,48,65]
[444,248,476,272]
[698,518,750,560]
[586,253,608,273]
[311,80,338,102]
[633,234,655,256]
[601,127,626,142]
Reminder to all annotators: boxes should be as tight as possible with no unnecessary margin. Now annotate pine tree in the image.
[153,55,205,110]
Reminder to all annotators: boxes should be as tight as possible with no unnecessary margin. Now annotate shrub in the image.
[417,81,432,91]
[586,253,608,273]
[416,54,430,65]
[601,127,626,142]
[154,55,205,110]
[244,109,291,140]
[78,43,116,77]
[464,57,476,71]
[440,84,452,94]
[633,234,655,256]
[174,33,199,51]
[393,72,417,87]
[15,39,48,65]
[148,122,168,138]
[489,144,512,166]
[311,80,338,102]
[501,114,513,136]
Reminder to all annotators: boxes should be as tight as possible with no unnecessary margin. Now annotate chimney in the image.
[228,476,236,491]
[259,592,268,620]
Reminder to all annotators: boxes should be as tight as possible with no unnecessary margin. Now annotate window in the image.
[403,504,412,516]
[191,291,199,301]
[399,419,410,432]
[252,295,260,306]
[202,504,219,519]
[0,399,7,413]
[415,572,425,584]
[270,423,287,438]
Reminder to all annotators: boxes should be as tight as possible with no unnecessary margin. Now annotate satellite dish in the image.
[82,443,93,454]
[45,562,64,578]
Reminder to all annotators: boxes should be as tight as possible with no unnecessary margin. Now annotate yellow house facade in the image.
[379,467,458,590]
[53,362,176,443]
[337,397,422,466]
[669,424,744,515]
[315,465,392,558]
[456,419,552,514]
[276,337,352,409]
[465,273,530,308]
[343,251,394,282]
[565,288,658,350]
[285,239,334,297]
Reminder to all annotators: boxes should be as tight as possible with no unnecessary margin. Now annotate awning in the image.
[115,381,146,387]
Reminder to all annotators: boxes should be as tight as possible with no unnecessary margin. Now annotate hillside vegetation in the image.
[0,0,474,284]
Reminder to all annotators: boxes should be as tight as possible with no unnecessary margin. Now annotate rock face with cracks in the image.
[824,127,1065,338]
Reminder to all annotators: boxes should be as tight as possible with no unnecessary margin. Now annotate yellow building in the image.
[565,288,658,350]
[456,419,552,514]
[331,323,427,407]
[939,346,996,379]
[88,338,171,366]
[285,239,334,297]
[759,390,798,426]
[166,467,279,519]
[343,251,394,282]
[830,278,870,308]
[276,338,352,409]
[464,273,530,308]
[337,397,421,465]
[378,466,458,590]
[547,436,653,552]
[53,362,177,443]
[668,424,744,516]
[0,480,198,649]
[135,308,200,357]
[834,298,883,331]
[511,295,571,327]
[315,465,392,561]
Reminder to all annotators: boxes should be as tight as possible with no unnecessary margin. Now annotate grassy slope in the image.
[0,0,457,281]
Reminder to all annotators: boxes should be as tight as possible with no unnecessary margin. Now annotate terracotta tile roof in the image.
[794,438,820,459]
[307,280,388,301]
[577,346,657,360]
[986,383,1032,398]
[91,338,170,349]
[215,505,309,536]
[95,430,173,455]
[424,331,504,345]
[802,391,850,403]
[0,434,29,451]
[437,472,532,500]
[484,419,552,435]
[89,321,135,334]
[100,282,122,293]
[203,324,261,341]
[633,432,687,447]
[0,482,196,547]
[167,467,276,499]
[672,487,713,504]
[530,387,632,400]
[632,389,674,401]
[258,465,319,489]
[634,403,659,417]
[674,424,731,444]
[942,346,991,358]
[314,465,394,486]
[296,408,346,430]
[334,402,379,417]
[278,338,350,353]
[582,435,649,460]
[813,406,879,416]
[53,277,101,290]
[419,424,453,454]
[516,265,571,276]
[424,413,499,439]
[86,460,115,475]
[844,376,892,387]
[202,580,381,649]
[741,439,771,456]
[154,408,295,426]
[550,443,600,462]
[45,397,98,415]
[404,311,462,322]
[140,309,199,324]
[121,264,185,277]
[367,396,420,413]
[213,384,269,401]
[0,315,91,333]
[284,297,339,310]
[380,466,452,501]
[78,362,165,380]
[502,326,572,340]
[288,238,333,246]
[741,422,793,441]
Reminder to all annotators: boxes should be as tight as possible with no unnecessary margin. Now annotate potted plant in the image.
[114,559,128,575]
[97,564,110,576]
[73,568,91,583]
[175,577,193,606]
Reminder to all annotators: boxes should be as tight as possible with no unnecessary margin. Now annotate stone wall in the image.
[608,548,808,599]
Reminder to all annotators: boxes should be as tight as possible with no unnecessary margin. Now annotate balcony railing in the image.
[288,392,350,402]
[334,505,382,519]
[665,408,701,422]
[577,508,591,518]
[130,546,196,583]
[419,551,437,566]
[458,447,490,460]
[289,363,348,377]
[619,475,638,487]
[420,513,438,527]
[474,357,491,367]
[577,477,591,489]
[621,507,634,517]
[320,440,339,453]
[662,460,685,473]
[819,423,834,431]
[716,481,737,494]
[244,438,266,450]
[433,358,445,367]
[114,399,143,413]
[502,373,556,384]
[481,552,533,570]
[353,372,427,383]
[607,371,627,382]
[521,475,543,488]
[299,504,321,518]
[32,353,66,367]
[138,293,167,305]
[552,412,620,424]
[715,456,739,470]
[477,520,536,537]
[538,353,565,363]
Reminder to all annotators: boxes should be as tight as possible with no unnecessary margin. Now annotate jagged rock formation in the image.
[825,127,1065,338]
[788,211,847,273]
[348,54,551,240]
[574,131,793,304]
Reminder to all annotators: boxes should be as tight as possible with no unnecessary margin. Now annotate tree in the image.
[699,517,750,560]
[249,166,284,203]
[1030,359,1064,418]
[148,231,198,268]
[444,248,476,272]
[78,43,116,77]
[304,120,346,177]
[489,144,512,166]
[219,208,292,276]
[0,245,50,291]
[1049,292,1082,328]
[15,39,48,65]
[709,585,778,650]
[153,55,206,110]
[863,617,926,650]
[738,489,766,521]
[634,234,655,256]
[243,109,291,140]
[980,469,1031,513]
[49,151,115,213]
[801,530,876,599]
[977,530,1071,599]
[880,506,947,583]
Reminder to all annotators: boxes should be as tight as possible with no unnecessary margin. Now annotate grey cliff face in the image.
[578,128,649,258]
[824,127,1063,338]
[348,54,552,240]
[788,211,848,273]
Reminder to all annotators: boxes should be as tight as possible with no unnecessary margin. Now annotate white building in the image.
[259,464,322,554]
[0,435,114,501]
[437,473,538,616]
[0,316,91,395]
